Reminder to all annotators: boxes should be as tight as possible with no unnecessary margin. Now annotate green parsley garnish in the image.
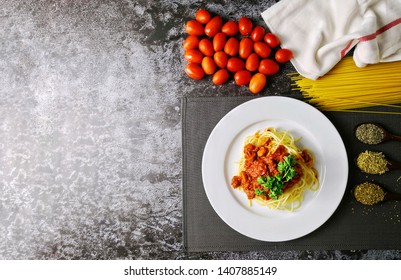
[256,155,297,200]
[277,154,297,181]
[254,188,266,197]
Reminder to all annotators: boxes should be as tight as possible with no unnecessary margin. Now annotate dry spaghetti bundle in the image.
[290,57,401,114]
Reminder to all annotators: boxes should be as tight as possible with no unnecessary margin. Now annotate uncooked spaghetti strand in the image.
[295,76,401,87]
[305,95,401,110]
[290,57,401,112]
[304,90,401,101]
[330,109,401,115]
[303,87,401,97]
[309,78,400,85]
[304,96,401,107]
[310,95,401,110]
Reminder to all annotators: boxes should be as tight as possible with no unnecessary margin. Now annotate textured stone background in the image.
[1,0,400,259]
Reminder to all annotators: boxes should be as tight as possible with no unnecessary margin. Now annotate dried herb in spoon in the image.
[355,123,385,144]
[356,150,388,175]
[354,182,386,205]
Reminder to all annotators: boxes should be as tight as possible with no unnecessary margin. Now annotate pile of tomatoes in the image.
[183,9,293,94]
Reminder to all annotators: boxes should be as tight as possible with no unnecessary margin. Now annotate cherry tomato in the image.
[226,57,245,73]
[239,37,253,59]
[253,42,271,58]
[275,48,293,63]
[198,38,214,57]
[264,33,280,48]
[184,49,203,64]
[221,20,238,36]
[250,26,265,42]
[224,37,239,56]
[213,32,226,52]
[204,16,223,37]
[212,69,229,85]
[195,9,211,24]
[185,20,204,36]
[258,59,279,75]
[249,73,266,94]
[234,70,252,86]
[183,35,199,51]
[245,53,259,72]
[185,63,205,80]
[213,51,228,68]
[238,16,253,36]
[201,57,216,75]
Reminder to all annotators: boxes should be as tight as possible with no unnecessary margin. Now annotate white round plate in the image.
[202,96,348,242]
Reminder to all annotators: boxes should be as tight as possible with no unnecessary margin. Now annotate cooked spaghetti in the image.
[290,57,401,114]
[230,127,319,211]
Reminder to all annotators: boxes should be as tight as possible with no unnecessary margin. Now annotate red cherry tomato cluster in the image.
[183,9,293,94]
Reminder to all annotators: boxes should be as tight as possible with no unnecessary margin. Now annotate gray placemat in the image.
[182,96,401,252]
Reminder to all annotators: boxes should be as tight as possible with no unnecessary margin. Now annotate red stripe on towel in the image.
[340,40,355,58]
[359,17,401,42]
[340,18,401,59]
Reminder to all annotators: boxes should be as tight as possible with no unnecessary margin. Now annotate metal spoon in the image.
[355,151,401,175]
[354,122,401,145]
[353,182,401,205]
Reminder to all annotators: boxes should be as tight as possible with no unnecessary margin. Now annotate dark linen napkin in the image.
[182,95,401,252]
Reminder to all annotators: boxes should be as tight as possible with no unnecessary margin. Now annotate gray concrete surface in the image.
[0,0,400,259]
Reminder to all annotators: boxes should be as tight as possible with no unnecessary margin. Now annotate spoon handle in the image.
[387,159,401,171]
[388,133,401,142]
[384,192,401,201]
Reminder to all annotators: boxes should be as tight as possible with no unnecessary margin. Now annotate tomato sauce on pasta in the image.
[231,127,319,211]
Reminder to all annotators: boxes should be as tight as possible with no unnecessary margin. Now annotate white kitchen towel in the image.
[261,0,401,80]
